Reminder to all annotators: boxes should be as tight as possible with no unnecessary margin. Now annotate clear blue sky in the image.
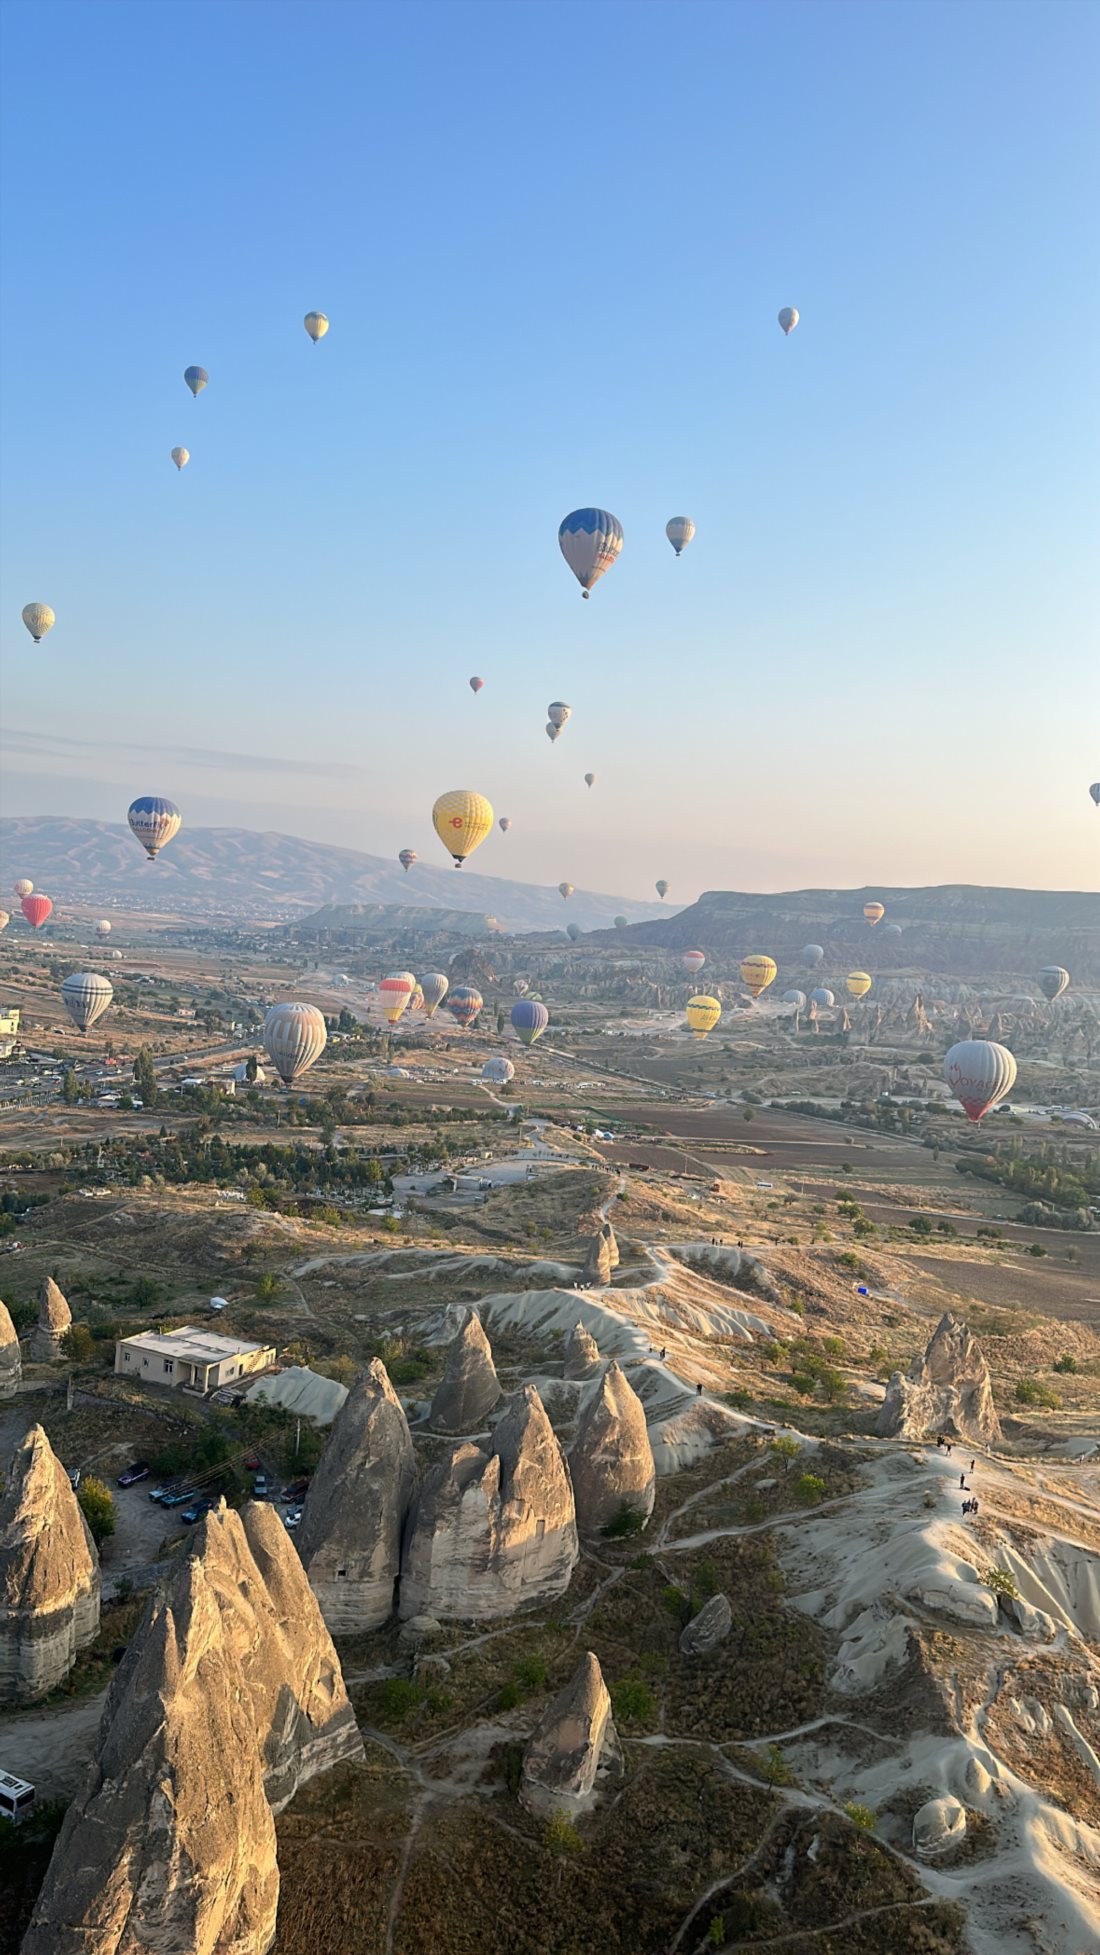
[2,0,1096,902]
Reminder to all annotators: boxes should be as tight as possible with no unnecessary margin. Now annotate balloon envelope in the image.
[263,1003,327,1085]
[656,880,669,899]
[686,995,721,1039]
[783,989,807,1009]
[803,943,824,966]
[61,972,113,1034]
[21,895,52,929]
[778,307,799,335]
[419,973,449,1017]
[21,603,55,643]
[1091,784,1100,807]
[558,882,574,900]
[683,950,706,975]
[469,676,484,693]
[447,985,483,1028]
[380,972,415,1024]
[809,988,835,1008]
[511,1000,548,1046]
[584,772,596,788]
[558,509,623,596]
[863,902,885,926]
[665,516,695,556]
[171,447,189,471]
[482,1056,515,1085]
[0,912,8,933]
[95,919,111,938]
[128,796,181,860]
[1038,966,1069,1001]
[13,880,32,898]
[882,923,902,938]
[183,366,208,396]
[432,789,493,866]
[847,971,873,998]
[740,955,777,998]
[614,916,627,929]
[944,1039,1016,1122]
[498,817,512,832]
[548,701,571,729]
[304,312,329,342]
[399,849,417,873]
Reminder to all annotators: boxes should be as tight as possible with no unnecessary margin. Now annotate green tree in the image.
[78,1476,116,1547]
[245,1054,259,1083]
[62,1068,79,1106]
[60,1324,96,1363]
[770,1435,801,1474]
[132,1047,159,1108]
[253,1272,279,1303]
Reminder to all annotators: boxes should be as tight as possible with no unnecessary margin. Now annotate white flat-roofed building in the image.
[114,1326,276,1395]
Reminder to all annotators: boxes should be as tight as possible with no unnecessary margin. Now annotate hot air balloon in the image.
[432,789,493,867]
[21,895,52,930]
[304,312,329,343]
[740,955,777,999]
[184,366,208,396]
[847,971,873,998]
[399,849,417,874]
[95,919,111,939]
[511,999,547,1047]
[613,916,628,930]
[1038,966,1069,1001]
[882,923,902,939]
[558,882,574,901]
[1091,784,1100,807]
[803,944,824,967]
[498,817,512,833]
[128,796,181,860]
[0,912,9,933]
[863,902,885,927]
[809,987,835,1009]
[686,995,721,1039]
[61,972,113,1034]
[513,978,529,996]
[584,772,596,789]
[446,985,483,1029]
[13,880,32,899]
[379,972,415,1024]
[469,676,484,694]
[783,989,807,1010]
[566,922,581,943]
[944,1039,1016,1122]
[558,508,623,598]
[419,973,449,1018]
[171,447,189,471]
[263,1003,327,1086]
[683,950,706,976]
[21,603,55,644]
[656,880,669,900]
[545,722,561,743]
[482,1056,515,1086]
[778,307,799,336]
[408,982,425,1014]
[665,517,695,557]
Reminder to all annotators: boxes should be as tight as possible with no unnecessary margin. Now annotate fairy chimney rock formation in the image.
[0,1301,21,1399]
[878,1313,1002,1448]
[569,1361,656,1538]
[583,1221,620,1288]
[519,1651,621,1819]
[680,1592,733,1657]
[23,1552,280,1955]
[0,1425,100,1703]
[428,1309,501,1432]
[563,1321,601,1381]
[29,1275,71,1362]
[297,1359,416,1633]
[400,1384,578,1620]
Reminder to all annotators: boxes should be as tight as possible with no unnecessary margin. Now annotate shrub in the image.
[708,1917,725,1947]
[60,1324,96,1363]
[1014,1379,1061,1409]
[77,1476,115,1547]
[770,1436,800,1473]
[845,1801,876,1832]
[984,1565,1018,1600]
[1053,1355,1078,1374]
[793,1473,827,1506]
[909,1214,933,1236]
[755,1743,794,1786]
[377,1678,424,1721]
[602,1503,647,1538]
[1026,1242,1046,1258]
[544,1812,584,1856]
[253,1272,279,1302]
[725,1387,752,1410]
[514,1654,547,1691]
[610,1676,656,1723]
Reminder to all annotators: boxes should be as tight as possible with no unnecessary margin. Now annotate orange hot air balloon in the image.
[863,901,885,927]
[21,895,53,930]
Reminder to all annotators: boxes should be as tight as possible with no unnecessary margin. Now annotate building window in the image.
[163,1360,174,1375]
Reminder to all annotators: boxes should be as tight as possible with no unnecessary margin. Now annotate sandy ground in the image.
[0,1689,107,1799]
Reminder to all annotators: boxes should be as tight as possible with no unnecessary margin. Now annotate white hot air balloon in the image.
[61,972,114,1034]
[943,1039,1017,1122]
[21,604,55,644]
[263,1002,328,1086]
[95,919,112,939]
[665,517,696,557]
[304,311,330,343]
[13,880,33,899]
[482,1056,515,1086]
[778,307,799,336]
[171,447,189,471]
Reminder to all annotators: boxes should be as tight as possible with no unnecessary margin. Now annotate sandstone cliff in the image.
[520,1651,621,1819]
[0,1424,99,1703]
[0,1299,21,1399]
[878,1313,1002,1448]
[400,1385,578,1620]
[28,1275,71,1362]
[297,1359,416,1633]
[563,1321,601,1380]
[569,1361,655,1538]
[428,1310,501,1432]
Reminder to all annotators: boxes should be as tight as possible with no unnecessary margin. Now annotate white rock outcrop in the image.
[520,1651,621,1819]
[428,1310,501,1432]
[913,1795,967,1858]
[0,1425,100,1703]
[0,1300,21,1399]
[297,1359,416,1633]
[568,1361,655,1538]
[679,1592,732,1657]
[878,1313,1001,1448]
[400,1385,578,1621]
[582,1222,620,1288]
[28,1276,71,1362]
[563,1321,601,1381]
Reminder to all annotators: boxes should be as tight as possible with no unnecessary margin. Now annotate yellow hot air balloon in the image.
[21,603,55,644]
[432,789,494,866]
[740,955,777,999]
[171,447,189,471]
[863,901,885,926]
[847,971,873,998]
[304,311,330,343]
[686,995,721,1039]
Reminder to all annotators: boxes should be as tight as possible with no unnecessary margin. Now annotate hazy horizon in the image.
[2,0,1097,904]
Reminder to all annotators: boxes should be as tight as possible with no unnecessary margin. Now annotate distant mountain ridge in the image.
[0,817,666,935]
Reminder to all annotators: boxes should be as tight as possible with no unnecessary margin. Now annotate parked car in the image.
[67,1468,81,1491]
[281,1480,309,1503]
[180,1498,215,1525]
[116,1461,150,1488]
[252,1476,271,1498]
[159,1487,199,1508]
[243,1454,263,1471]
[283,1509,302,1530]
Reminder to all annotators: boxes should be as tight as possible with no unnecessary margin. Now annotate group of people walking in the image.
[934,1434,981,1516]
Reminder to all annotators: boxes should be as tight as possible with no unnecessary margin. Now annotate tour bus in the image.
[0,1771,35,1823]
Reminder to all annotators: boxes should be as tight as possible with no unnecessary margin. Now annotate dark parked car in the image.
[116,1462,150,1488]
[159,1487,199,1509]
[180,1498,214,1525]
[281,1479,309,1503]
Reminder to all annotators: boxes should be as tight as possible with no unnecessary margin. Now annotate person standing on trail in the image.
[959,1473,966,1488]
[970,1459,976,1472]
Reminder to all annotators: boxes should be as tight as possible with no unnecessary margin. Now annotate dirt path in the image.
[0,1688,107,1798]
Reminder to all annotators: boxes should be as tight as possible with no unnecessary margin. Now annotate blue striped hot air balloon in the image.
[511,1000,549,1047]
[127,796,181,860]
[558,508,623,598]
[183,366,209,397]
[446,985,483,1029]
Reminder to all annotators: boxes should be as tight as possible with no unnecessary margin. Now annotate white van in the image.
[0,1771,35,1822]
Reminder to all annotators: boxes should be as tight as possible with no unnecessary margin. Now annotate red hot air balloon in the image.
[682,950,706,976]
[469,676,484,694]
[22,894,53,930]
